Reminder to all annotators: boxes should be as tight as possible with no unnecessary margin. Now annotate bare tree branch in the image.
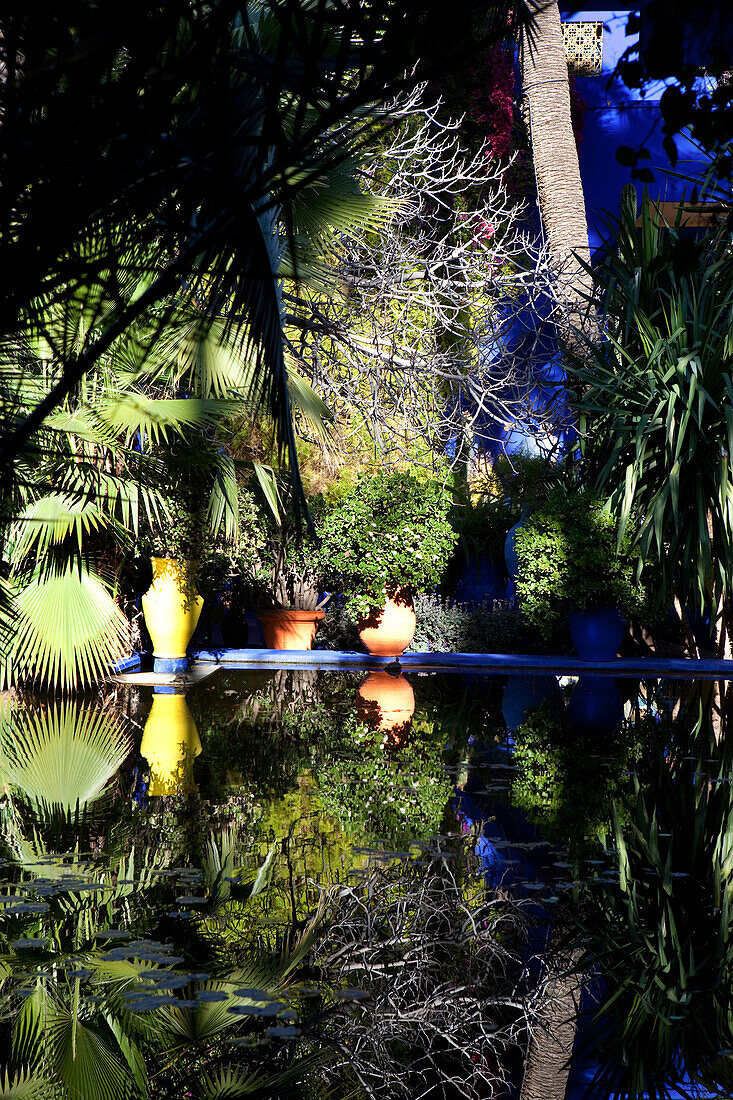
[285,94,570,472]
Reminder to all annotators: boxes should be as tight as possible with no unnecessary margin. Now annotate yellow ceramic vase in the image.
[140,691,202,796]
[141,557,204,673]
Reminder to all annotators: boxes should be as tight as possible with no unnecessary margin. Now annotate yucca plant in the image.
[569,187,733,652]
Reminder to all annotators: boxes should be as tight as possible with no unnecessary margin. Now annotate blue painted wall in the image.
[559,8,713,251]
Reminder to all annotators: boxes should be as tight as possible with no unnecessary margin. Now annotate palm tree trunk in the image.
[521,951,582,1100]
[521,1,592,334]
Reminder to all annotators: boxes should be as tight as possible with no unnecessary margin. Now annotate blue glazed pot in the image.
[501,675,560,732]
[454,555,504,604]
[504,514,527,583]
[569,606,626,662]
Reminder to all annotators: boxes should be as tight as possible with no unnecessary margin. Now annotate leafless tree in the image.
[307,854,535,1099]
[285,94,568,473]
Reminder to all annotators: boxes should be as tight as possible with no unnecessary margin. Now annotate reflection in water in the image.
[0,675,732,1097]
[313,853,528,1098]
[139,688,202,795]
[572,682,733,1099]
[566,675,625,735]
[0,698,131,815]
[356,670,415,744]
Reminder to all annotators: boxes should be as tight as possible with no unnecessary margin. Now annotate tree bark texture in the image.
[520,951,582,1100]
[521,0,593,328]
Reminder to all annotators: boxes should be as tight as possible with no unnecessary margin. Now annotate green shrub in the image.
[317,470,457,620]
[514,489,642,641]
[312,716,452,848]
[407,594,528,653]
[511,699,640,855]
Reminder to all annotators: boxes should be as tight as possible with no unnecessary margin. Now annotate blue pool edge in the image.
[189,648,733,679]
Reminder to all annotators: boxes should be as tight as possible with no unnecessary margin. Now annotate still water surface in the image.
[0,670,730,1099]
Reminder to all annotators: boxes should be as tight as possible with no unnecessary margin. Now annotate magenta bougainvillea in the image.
[459,43,587,194]
[468,44,516,160]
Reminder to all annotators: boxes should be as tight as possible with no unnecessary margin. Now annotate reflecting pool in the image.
[0,672,731,1098]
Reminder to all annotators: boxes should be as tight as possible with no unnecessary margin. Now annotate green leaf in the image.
[9,565,129,690]
[0,700,130,815]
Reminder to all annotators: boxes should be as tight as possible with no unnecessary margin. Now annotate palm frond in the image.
[0,1069,51,1099]
[49,998,138,1100]
[103,1014,149,1100]
[285,369,333,438]
[94,393,240,446]
[9,565,129,690]
[10,494,111,564]
[206,453,240,543]
[119,313,260,401]
[54,463,167,537]
[200,1054,328,1100]
[0,701,131,814]
[251,463,283,523]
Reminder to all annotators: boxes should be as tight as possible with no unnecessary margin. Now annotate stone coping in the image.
[188,648,733,680]
[112,665,217,687]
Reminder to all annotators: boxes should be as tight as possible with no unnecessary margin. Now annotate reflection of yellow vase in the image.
[140,691,202,796]
[141,558,204,673]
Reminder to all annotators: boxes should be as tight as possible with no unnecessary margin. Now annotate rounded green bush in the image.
[317,470,457,619]
[514,490,642,641]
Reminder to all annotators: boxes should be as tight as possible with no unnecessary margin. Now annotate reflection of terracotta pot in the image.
[358,591,416,656]
[141,558,204,674]
[255,608,325,650]
[357,671,415,735]
[140,690,202,796]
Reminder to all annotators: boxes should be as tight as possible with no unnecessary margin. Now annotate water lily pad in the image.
[227,1003,282,1017]
[266,1025,300,1038]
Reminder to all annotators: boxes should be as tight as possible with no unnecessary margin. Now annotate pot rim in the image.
[255,608,326,621]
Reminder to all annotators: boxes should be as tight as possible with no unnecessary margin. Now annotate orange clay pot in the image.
[357,671,415,734]
[255,608,325,650]
[357,590,416,657]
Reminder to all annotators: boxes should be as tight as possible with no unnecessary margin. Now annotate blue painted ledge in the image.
[190,648,733,680]
[111,654,142,674]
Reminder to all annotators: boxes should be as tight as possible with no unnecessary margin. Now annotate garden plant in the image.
[316,470,457,622]
[513,487,642,643]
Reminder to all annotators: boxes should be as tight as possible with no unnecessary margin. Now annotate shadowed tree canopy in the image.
[0,0,532,475]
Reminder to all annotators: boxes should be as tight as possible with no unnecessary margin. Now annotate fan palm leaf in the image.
[8,565,129,690]
[0,0,530,472]
[200,1053,328,1100]
[0,1070,51,1099]
[9,494,112,563]
[92,394,242,447]
[51,465,166,540]
[13,984,140,1100]
[0,701,131,815]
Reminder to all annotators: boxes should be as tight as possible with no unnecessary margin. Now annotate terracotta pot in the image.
[255,608,325,650]
[357,591,416,656]
[357,671,415,735]
[141,558,204,674]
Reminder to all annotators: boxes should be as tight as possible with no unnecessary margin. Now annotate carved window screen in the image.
[562,22,603,76]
